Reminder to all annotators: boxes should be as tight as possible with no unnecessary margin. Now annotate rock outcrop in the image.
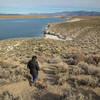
[44,24,72,40]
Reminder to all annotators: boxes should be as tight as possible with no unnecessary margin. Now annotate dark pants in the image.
[32,75,38,84]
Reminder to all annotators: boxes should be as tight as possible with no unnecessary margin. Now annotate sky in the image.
[0,0,100,14]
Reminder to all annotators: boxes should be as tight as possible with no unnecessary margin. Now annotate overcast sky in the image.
[0,0,100,14]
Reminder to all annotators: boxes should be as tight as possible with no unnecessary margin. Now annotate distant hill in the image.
[0,14,22,16]
[30,11,100,16]
[0,11,100,16]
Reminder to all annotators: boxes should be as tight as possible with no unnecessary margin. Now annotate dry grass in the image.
[61,88,100,100]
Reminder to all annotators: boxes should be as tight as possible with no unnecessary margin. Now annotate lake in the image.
[0,17,68,40]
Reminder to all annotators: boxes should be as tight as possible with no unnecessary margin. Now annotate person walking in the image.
[27,56,40,85]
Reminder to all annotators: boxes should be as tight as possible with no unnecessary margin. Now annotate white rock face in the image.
[45,34,64,40]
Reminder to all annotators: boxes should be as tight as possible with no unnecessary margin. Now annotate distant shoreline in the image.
[0,16,51,19]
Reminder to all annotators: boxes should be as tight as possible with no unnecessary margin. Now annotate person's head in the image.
[32,56,37,61]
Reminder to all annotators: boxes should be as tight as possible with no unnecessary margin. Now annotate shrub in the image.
[85,56,100,65]
[76,77,99,88]
[0,60,18,68]
[0,91,21,100]
[0,71,11,79]
[61,88,99,100]
[78,62,100,75]
[66,58,78,65]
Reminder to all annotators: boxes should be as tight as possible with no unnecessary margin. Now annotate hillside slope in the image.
[44,16,100,44]
[0,16,100,100]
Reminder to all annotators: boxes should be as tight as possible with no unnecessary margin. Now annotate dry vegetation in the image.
[45,16,100,44]
[0,16,100,100]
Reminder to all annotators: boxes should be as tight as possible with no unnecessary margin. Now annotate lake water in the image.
[0,17,67,40]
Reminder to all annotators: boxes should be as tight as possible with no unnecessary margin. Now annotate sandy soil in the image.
[67,18,84,22]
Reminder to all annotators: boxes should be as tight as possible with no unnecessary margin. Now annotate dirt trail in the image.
[0,57,64,100]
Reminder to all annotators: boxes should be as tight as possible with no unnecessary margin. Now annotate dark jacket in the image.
[27,60,39,76]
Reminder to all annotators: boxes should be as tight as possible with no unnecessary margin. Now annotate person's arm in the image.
[36,61,40,71]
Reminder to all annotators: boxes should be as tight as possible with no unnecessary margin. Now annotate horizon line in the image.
[0,10,100,15]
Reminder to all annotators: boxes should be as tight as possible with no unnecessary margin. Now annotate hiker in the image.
[27,56,40,84]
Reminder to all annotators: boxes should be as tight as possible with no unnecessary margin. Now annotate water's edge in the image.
[0,17,68,40]
[44,23,72,41]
